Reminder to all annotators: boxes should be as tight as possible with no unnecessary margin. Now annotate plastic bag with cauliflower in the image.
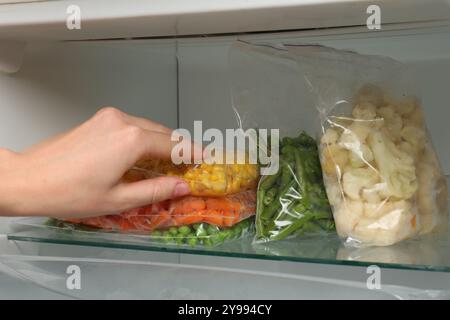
[289,44,448,246]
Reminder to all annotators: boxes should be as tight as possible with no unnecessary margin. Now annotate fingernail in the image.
[173,182,190,197]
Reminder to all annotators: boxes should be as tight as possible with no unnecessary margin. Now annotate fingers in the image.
[113,176,191,209]
[122,113,173,135]
[127,128,204,165]
[92,107,173,134]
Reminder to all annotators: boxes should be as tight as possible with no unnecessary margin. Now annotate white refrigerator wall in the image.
[1,24,450,298]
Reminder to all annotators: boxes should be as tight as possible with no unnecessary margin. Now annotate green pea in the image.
[192,223,202,230]
[219,230,232,241]
[161,231,172,243]
[209,234,222,245]
[169,227,178,236]
[178,225,191,236]
[151,230,162,237]
[187,237,198,247]
[232,225,243,238]
[206,225,219,235]
[176,236,185,245]
[203,238,213,247]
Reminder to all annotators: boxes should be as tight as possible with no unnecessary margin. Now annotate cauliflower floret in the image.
[398,141,415,156]
[362,184,383,203]
[355,84,384,107]
[334,200,364,237]
[405,106,424,127]
[352,207,417,246]
[323,176,343,207]
[321,128,340,145]
[338,122,373,168]
[352,102,377,120]
[364,199,411,220]
[396,96,417,116]
[349,144,374,168]
[416,153,448,234]
[368,130,418,199]
[342,168,378,200]
[348,122,372,142]
[321,144,348,178]
[401,125,426,156]
[377,106,403,141]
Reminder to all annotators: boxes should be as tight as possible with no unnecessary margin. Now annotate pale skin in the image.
[0,107,196,218]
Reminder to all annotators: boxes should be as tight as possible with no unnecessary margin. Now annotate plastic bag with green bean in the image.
[229,41,335,242]
[254,132,335,242]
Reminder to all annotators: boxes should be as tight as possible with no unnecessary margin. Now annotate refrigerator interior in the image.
[1,21,450,298]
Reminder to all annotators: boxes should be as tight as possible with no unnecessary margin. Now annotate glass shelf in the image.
[7,217,450,273]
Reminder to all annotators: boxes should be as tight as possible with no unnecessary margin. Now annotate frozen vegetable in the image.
[255,132,334,242]
[320,85,448,246]
[126,158,259,197]
[65,190,256,232]
[47,217,254,248]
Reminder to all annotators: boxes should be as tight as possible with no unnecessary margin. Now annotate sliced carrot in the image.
[119,218,135,231]
[230,201,242,211]
[129,215,153,231]
[201,209,224,226]
[232,211,240,224]
[205,198,233,211]
[150,210,171,230]
[174,198,206,215]
[174,214,204,225]
[222,211,235,227]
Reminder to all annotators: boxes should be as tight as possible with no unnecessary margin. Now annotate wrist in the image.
[0,148,24,216]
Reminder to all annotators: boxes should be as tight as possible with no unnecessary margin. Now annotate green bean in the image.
[294,149,310,207]
[259,170,281,190]
[263,187,277,205]
[279,160,294,189]
[270,214,311,241]
[316,219,335,231]
[301,221,324,234]
[260,180,296,221]
[271,210,332,240]
[282,136,295,146]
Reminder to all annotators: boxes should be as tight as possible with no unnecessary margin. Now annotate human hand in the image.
[0,107,196,218]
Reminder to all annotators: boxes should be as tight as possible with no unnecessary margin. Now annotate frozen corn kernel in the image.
[129,159,259,196]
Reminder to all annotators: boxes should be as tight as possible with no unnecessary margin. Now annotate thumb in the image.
[114,176,191,209]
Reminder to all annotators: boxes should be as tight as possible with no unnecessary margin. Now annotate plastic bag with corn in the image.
[126,158,259,197]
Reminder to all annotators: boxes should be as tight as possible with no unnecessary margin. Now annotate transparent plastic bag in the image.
[64,189,255,230]
[125,158,259,197]
[49,217,254,248]
[288,44,449,246]
[253,132,334,242]
[229,42,335,243]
